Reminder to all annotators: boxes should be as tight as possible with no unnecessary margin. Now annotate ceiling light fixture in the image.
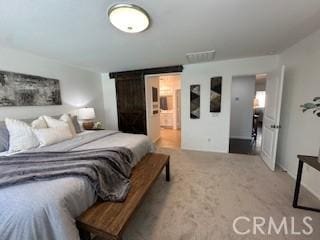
[108,4,150,33]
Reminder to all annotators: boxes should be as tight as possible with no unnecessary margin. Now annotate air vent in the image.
[186,50,216,63]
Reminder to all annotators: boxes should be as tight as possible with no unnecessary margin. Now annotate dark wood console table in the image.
[293,155,320,213]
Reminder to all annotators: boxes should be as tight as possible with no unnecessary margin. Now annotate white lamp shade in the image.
[78,108,95,120]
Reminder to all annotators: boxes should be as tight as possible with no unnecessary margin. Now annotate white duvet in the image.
[0,131,154,240]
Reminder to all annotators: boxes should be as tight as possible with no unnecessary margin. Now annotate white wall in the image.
[277,28,320,199]
[101,73,118,130]
[181,55,278,152]
[145,76,160,142]
[101,56,278,153]
[0,46,105,122]
[230,75,255,139]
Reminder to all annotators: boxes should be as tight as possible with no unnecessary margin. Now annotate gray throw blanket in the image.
[0,147,134,202]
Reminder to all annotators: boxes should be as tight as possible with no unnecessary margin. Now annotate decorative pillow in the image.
[0,122,9,152]
[5,118,39,153]
[78,119,85,131]
[33,126,73,147]
[43,116,69,128]
[31,116,48,129]
[60,114,77,136]
[71,115,82,133]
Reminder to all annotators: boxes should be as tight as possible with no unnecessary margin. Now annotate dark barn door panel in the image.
[115,75,147,134]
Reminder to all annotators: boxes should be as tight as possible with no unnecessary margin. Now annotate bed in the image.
[0,130,154,240]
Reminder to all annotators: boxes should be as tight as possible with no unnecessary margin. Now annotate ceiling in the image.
[1,0,320,73]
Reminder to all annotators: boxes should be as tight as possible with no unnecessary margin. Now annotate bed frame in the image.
[76,153,170,240]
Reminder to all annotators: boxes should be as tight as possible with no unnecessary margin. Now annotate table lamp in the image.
[78,108,95,130]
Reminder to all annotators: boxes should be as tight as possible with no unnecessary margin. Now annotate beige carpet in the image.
[121,148,320,240]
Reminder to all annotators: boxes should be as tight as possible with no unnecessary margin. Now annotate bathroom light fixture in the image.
[108,4,150,33]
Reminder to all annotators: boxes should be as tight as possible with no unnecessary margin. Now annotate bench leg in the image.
[165,160,170,182]
[79,229,91,240]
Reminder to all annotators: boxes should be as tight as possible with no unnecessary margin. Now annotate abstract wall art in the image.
[0,70,61,107]
[190,84,200,119]
[210,77,222,112]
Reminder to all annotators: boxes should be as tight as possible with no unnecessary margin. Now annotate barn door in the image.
[115,74,147,134]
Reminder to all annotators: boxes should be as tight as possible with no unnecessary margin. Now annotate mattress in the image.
[0,131,154,240]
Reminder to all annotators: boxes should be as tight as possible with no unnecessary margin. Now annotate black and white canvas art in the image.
[190,84,200,119]
[210,77,222,112]
[0,70,61,107]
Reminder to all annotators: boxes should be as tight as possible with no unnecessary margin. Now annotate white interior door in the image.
[145,76,160,142]
[261,65,285,171]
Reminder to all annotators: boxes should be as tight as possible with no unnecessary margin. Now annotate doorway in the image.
[229,74,267,155]
[145,74,181,149]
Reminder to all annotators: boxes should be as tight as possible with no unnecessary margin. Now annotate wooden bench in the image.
[76,153,170,240]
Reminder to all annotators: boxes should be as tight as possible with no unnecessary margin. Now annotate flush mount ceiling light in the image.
[108,4,150,33]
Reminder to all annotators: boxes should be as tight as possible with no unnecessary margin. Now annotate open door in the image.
[261,65,285,171]
[145,76,160,142]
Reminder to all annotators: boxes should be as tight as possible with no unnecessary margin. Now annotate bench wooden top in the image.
[76,153,170,240]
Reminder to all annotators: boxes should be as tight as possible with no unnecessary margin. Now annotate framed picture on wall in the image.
[152,87,158,102]
[0,70,61,107]
[190,84,200,119]
[152,87,159,115]
[210,77,222,112]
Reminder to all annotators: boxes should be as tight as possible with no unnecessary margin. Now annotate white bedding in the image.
[0,131,154,240]
[0,151,8,156]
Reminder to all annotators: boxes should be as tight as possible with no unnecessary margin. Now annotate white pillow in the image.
[78,119,85,131]
[60,114,77,137]
[31,116,48,129]
[43,116,69,128]
[5,118,40,153]
[33,126,73,147]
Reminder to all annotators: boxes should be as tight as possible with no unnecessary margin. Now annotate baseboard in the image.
[277,162,320,200]
[181,146,228,154]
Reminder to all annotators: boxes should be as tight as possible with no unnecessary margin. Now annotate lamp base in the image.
[83,121,94,130]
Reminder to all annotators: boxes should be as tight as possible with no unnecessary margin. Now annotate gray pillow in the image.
[71,116,82,133]
[0,122,9,152]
